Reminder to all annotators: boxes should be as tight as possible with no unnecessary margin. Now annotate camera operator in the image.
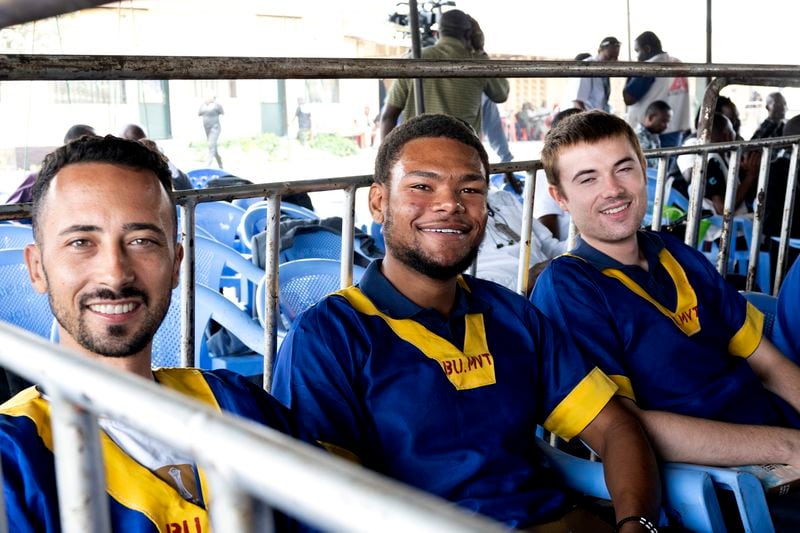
[380,9,509,140]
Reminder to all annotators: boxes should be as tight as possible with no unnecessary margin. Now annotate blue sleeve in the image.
[774,260,800,362]
[0,416,59,532]
[623,76,655,102]
[203,369,314,443]
[531,259,632,397]
[271,298,368,460]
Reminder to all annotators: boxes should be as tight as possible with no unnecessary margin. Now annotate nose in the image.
[600,173,626,198]
[97,242,135,289]
[432,188,464,213]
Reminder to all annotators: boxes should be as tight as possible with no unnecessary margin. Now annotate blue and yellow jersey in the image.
[774,258,800,363]
[0,368,303,532]
[532,230,800,428]
[272,260,617,528]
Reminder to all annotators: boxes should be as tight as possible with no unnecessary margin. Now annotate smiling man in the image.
[531,111,800,494]
[272,114,661,531]
[0,135,305,531]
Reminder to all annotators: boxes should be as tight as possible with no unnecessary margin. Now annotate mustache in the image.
[79,287,148,308]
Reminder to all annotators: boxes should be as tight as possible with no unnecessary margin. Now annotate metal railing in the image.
[0,323,505,532]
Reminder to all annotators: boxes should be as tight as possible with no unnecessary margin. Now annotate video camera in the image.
[388,1,456,47]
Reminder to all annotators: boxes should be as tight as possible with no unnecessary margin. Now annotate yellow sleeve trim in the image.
[608,374,636,401]
[318,441,362,464]
[543,367,618,441]
[729,302,764,358]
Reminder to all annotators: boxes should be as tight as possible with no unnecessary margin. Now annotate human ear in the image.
[24,243,47,294]
[548,184,569,212]
[368,183,387,224]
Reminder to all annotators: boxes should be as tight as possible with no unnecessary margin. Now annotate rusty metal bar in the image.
[0,0,116,29]
[263,195,281,391]
[686,77,726,247]
[2,55,800,81]
[516,167,537,296]
[407,0,425,115]
[774,143,800,294]
[48,389,111,533]
[340,186,357,288]
[746,146,772,292]
[179,200,197,368]
[649,157,669,232]
[715,147,742,276]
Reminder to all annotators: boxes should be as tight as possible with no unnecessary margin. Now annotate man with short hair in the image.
[635,100,672,168]
[623,31,690,148]
[273,113,661,531]
[752,92,787,140]
[380,9,509,139]
[563,36,621,112]
[532,110,800,476]
[1,135,305,531]
[774,257,800,362]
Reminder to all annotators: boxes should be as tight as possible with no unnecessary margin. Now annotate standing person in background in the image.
[623,31,690,148]
[380,9,509,139]
[198,96,224,168]
[294,97,313,145]
[751,92,787,140]
[563,36,621,112]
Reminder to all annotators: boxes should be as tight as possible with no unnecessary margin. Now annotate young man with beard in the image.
[1,135,305,531]
[531,111,800,527]
[272,114,661,531]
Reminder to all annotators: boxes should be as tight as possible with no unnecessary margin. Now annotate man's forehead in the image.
[395,137,485,174]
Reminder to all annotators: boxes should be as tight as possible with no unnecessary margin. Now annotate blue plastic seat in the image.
[537,438,773,532]
[151,284,266,377]
[195,235,264,309]
[237,201,319,251]
[256,258,366,328]
[185,168,230,190]
[741,291,777,340]
[0,224,34,250]
[195,201,246,251]
[279,226,346,263]
[0,248,56,339]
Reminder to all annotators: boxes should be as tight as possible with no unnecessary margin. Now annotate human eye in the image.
[129,236,161,248]
[579,176,596,185]
[67,238,92,249]
[410,183,431,191]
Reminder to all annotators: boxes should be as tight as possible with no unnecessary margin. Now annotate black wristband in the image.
[614,515,658,533]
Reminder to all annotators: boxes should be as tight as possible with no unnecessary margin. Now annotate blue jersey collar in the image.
[571,230,666,272]
[358,260,488,320]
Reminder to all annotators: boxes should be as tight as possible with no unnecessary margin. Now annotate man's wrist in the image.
[615,515,658,533]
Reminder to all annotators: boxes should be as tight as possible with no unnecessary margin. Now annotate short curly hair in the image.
[31,135,175,242]
[374,114,489,186]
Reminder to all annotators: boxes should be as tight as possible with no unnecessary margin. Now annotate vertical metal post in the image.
[180,200,196,368]
[774,143,800,294]
[686,78,725,247]
[649,157,669,232]
[516,171,536,296]
[746,146,772,292]
[49,391,111,533]
[715,147,742,276]
[263,195,281,391]
[408,0,425,115]
[706,0,713,87]
[206,468,257,533]
[340,186,357,288]
[0,443,8,533]
[567,221,578,251]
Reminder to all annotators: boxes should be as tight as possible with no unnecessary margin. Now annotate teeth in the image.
[425,228,463,234]
[602,204,629,215]
[89,303,136,315]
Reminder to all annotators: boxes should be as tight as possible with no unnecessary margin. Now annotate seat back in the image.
[0,224,34,250]
[742,291,777,340]
[0,248,56,339]
[195,201,246,250]
[256,258,366,327]
[280,226,344,262]
[151,284,266,376]
[186,168,230,189]
[238,201,320,251]
[195,235,264,293]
